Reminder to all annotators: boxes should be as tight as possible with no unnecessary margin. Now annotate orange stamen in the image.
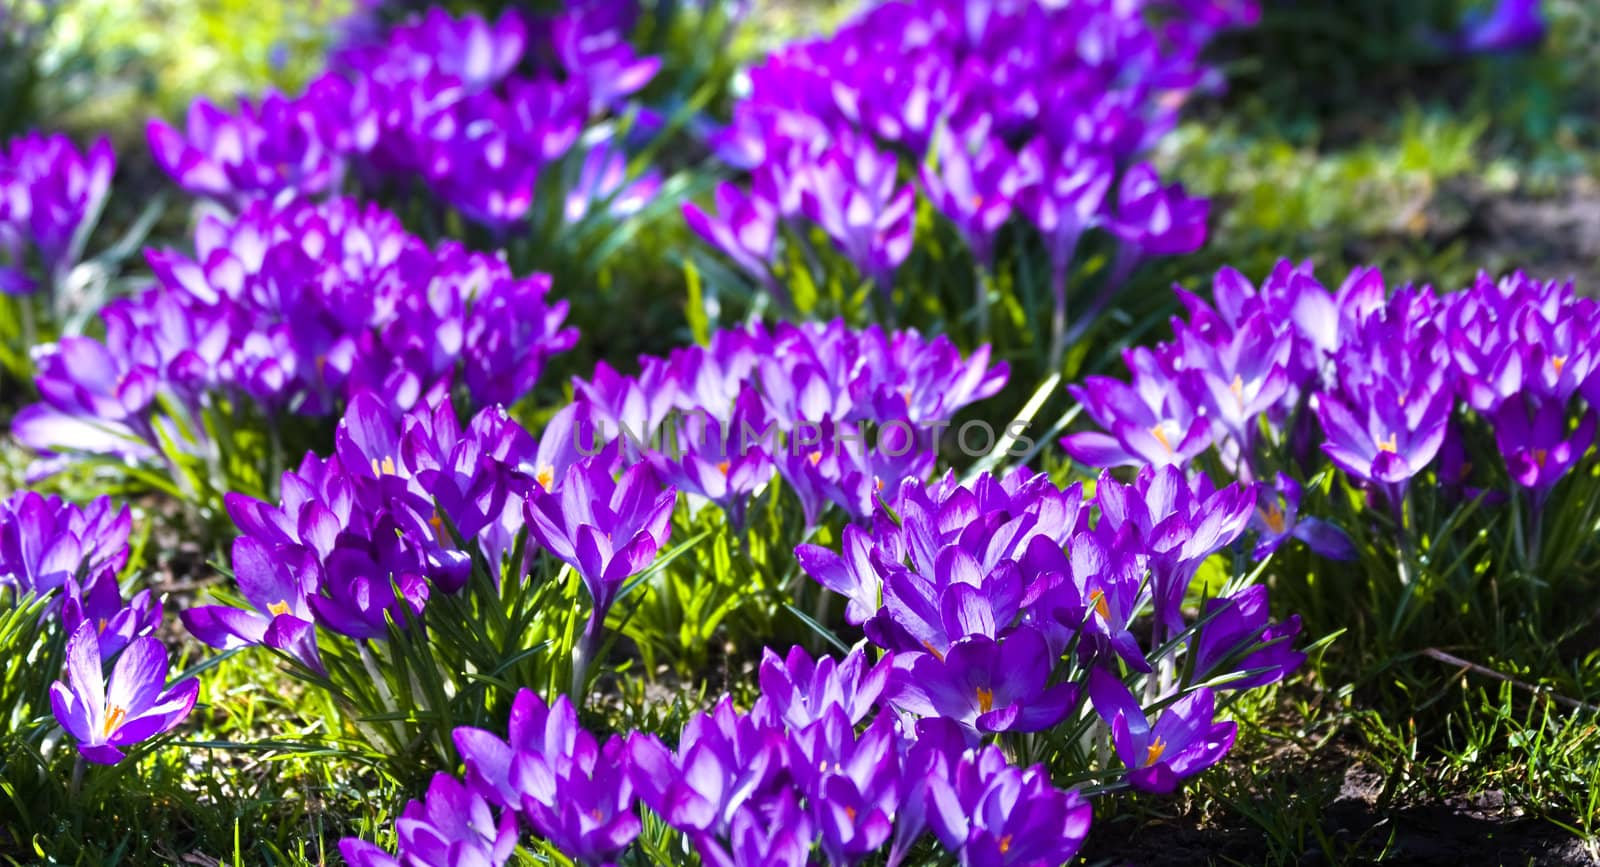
[1089,588,1110,621]
[1150,425,1174,455]
[103,706,127,737]
[1260,504,1286,535]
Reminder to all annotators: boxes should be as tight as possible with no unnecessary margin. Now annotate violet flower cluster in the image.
[182,390,673,687]
[567,318,1008,529]
[344,646,1096,867]
[687,0,1253,350]
[0,492,196,765]
[0,132,114,297]
[15,197,574,477]
[1060,262,1600,532]
[149,4,662,232]
[797,467,1300,786]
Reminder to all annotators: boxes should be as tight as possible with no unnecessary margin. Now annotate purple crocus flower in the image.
[1095,466,1254,639]
[921,117,1020,266]
[1250,473,1357,561]
[1109,164,1209,260]
[801,136,916,291]
[563,142,662,225]
[1491,396,1598,497]
[547,0,660,110]
[626,696,788,839]
[926,744,1093,867]
[1314,379,1451,489]
[342,772,519,867]
[0,132,115,292]
[1088,669,1237,793]
[647,391,775,528]
[698,795,813,867]
[344,7,527,94]
[523,457,676,621]
[752,644,893,731]
[50,622,198,765]
[682,181,779,285]
[454,690,640,865]
[1014,136,1113,278]
[794,523,885,625]
[0,492,130,597]
[462,270,578,408]
[524,456,675,690]
[1061,348,1212,469]
[889,626,1078,736]
[147,92,343,208]
[1191,585,1305,690]
[63,570,161,663]
[307,528,431,640]
[1022,530,1150,672]
[180,536,324,673]
[788,709,903,864]
[1451,0,1545,54]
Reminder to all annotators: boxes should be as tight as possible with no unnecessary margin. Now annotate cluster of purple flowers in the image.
[568,318,1008,530]
[687,0,1252,344]
[1448,0,1545,55]
[0,491,195,765]
[0,132,114,297]
[1061,262,1600,524]
[343,645,1096,867]
[798,467,1300,775]
[15,197,574,474]
[183,390,673,684]
[149,4,661,232]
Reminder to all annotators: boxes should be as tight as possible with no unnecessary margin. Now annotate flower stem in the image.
[68,754,84,800]
[1048,264,1068,372]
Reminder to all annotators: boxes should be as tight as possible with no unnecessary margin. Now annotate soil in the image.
[1082,757,1596,866]
[1414,176,1600,291]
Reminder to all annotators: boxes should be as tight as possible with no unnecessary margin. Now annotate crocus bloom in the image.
[50,622,198,765]
[342,772,518,867]
[180,536,323,673]
[1250,473,1357,561]
[698,797,813,867]
[926,744,1093,867]
[788,709,903,863]
[147,92,343,208]
[63,570,161,663]
[921,117,1020,266]
[0,132,115,292]
[801,136,916,290]
[1452,0,1545,54]
[1088,670,1237,793]
[889,627,1078,736]
[1061,349,1212,469]
[682,182,779,285]
[0,492,130,597]
[563,142,661,225]
[752,644,893,731]
[1491,397,1598,497]
[1190,585,1305,690]
[523,457,675,620]
[794,524,886,625]
[626,697,787,838]
[454,690,639,865]
[1315,380,1451,488]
